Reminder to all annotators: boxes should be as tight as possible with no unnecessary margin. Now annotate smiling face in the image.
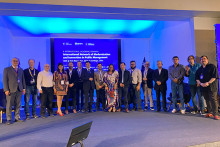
[44,64,50,72]
[200,56,208,66]
[28,59,35,69]
[130,62,136,69]
[68,62,73,69]
[145,62,150,69]
[109,65,114,72]
[188,56,195,65]
[58,64,63,71]
[173,57,179,65]
[12,58,19,67]
[120,63,125,70]
[77,62,82,68]
[97,64,102,70]
[157,61,162,69]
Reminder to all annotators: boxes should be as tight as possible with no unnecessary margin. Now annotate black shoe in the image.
[89,109,93,113]
[49,114,55,117]
[26,115,30,120]
[144,106,148,110]
[6,120,11,125]
[156,110,161,112]
[163,109,167,112]
[15,119,23,122]
[32,115,39,118]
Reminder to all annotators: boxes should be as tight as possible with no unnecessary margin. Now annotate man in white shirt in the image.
[37,64,54,118]
[128,61,143,112]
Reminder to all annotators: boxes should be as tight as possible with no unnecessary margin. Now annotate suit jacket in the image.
[141,68,154,88]
[75,68,84,85]
[118,69,131,88]
[65,68,77,86]
[3,66,26,93]
[82,68,95,90]
[94,70,106,90]
[153,68,168,91]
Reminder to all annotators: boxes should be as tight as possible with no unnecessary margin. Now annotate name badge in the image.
[200,74,203,79]
[17,79,20,83]
[30,79,35,84]
[61,80,65,85]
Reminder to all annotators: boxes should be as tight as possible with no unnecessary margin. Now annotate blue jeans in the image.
[171,81,185,110]
[25,85,38,116]
[189,84,205,111]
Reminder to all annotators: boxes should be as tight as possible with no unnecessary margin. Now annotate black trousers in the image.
[96,88,106,110]
[156,88,167,111]
[128,84,142,110]
[118,87,129,109]
[40,87,54,116]
[65,86,76,110]
[84,87,94,111]
[76,82,84,110]
[6,91,22,121]
[202,89,218,116]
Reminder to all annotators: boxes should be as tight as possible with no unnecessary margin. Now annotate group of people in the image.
[3,55,219,125]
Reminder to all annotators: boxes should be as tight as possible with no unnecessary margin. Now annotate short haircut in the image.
[157,60,162,63]
[97,63,102,65]
[200,55,208,60]
[172,56,179,59]
[130,60,135,63]
[187,55,195,61]
[120,62,126,65]
[69,61,73,64]
[77,61,82,63]
[28,59,35,63]
[85,61,90,64]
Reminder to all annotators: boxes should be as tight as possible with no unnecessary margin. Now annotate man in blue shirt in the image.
[185,55,205,115]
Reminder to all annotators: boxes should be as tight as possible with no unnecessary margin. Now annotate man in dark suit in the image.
[65,61,77,114]
[75,61,84,111]
[153,60,168,112]
[82,61,95,113]
[3,57,26,125]
[118,62,131,113]
[141,61,154,110]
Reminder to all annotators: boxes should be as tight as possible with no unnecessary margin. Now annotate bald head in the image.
[44,64,50,72]
[145,61,150,69]
[11,57,19,67]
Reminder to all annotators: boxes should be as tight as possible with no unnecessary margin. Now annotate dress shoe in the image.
[214,115,220,120]
[6,120,11,125]
[138,109,144,112]
[205,113,214,118]
[15,119,23,122]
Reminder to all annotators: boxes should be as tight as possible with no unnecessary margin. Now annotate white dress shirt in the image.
[37,70,53,90]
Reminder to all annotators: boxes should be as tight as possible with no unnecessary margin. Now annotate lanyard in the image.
[29,68,35,78]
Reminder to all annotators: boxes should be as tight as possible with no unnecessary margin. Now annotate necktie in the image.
[99,71,102,82]
[122,70,124,83]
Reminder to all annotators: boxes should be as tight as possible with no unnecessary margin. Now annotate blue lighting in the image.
[5,16,156,35]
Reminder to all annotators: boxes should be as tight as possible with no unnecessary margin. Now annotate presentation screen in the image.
[51,38,121,72]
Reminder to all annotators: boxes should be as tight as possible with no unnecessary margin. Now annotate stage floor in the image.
[0,109,220,147]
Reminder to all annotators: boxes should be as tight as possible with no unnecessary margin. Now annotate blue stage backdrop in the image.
[51,38,121,71]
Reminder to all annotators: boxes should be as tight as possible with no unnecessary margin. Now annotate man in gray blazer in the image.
[3,57,26,125]
[94,63,106,111]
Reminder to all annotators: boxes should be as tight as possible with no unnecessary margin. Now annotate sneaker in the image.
[6,120,11,125]
[205,113,214,118]
[200,110,206,115]
[191,111,196,115]
[32,115,38,118]
[125,109,129,113]
[172,109,177,113]
[214,116,220,120]
[181,110,185,114]
[150,107,155,111]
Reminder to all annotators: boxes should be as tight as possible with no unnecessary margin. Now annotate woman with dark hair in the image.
[103,64,119,112]
[53,63,68,116]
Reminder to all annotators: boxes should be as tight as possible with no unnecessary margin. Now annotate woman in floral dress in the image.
[103,64,119,112]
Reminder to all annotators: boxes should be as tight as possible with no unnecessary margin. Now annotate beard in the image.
[131,66,136,69]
